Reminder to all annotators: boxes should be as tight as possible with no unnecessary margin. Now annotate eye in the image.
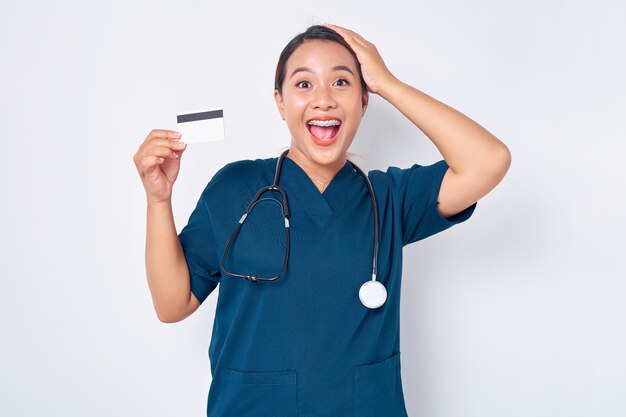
[295,80,311,88]
[335,78,350,86]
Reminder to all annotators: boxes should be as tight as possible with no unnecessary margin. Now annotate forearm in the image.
[145,199,192,321]
[378,77,511,175]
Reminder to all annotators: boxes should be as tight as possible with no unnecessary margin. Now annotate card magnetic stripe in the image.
[177,109,223,124]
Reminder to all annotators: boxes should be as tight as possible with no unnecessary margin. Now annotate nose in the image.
[311,84,337,110]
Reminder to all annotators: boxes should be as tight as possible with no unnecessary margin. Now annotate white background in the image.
[1,1,624,416]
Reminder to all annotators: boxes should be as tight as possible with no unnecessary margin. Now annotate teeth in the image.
[307,119,341,127]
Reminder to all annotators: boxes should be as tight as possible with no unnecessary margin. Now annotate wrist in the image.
[377,76,404,101]
[146,196,172,209]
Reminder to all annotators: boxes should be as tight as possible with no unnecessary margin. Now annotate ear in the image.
[361,91,369,116]
[274,89,285,120]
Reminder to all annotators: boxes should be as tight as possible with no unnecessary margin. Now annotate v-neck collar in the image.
[278,155,355,228]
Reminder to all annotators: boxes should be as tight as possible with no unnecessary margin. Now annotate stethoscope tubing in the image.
[221,148,379,284]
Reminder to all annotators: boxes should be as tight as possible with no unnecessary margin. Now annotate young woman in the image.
[133,23,510,417]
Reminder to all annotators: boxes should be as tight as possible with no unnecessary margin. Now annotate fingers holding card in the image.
[176,107,225,144]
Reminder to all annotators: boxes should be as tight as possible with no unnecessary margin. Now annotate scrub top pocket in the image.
[354,351,408,417]
[208,367,298,417]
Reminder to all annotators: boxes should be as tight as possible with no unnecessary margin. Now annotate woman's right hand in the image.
[133,129,188,204]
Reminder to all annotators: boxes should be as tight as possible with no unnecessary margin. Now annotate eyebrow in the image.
[289,65,354,79]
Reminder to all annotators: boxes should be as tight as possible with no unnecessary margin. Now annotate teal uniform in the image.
[178,155,477,416]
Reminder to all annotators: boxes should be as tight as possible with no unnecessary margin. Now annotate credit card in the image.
[176,107,225,144]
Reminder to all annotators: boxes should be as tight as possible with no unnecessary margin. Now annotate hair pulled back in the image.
[274,25,368,97]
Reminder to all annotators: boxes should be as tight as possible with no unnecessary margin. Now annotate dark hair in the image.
[274,25,368,97]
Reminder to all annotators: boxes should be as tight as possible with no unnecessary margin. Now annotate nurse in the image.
[133,23,511,417]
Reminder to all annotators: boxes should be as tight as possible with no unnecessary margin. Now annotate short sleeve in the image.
[177,188,221,305]
[388,159,477,246]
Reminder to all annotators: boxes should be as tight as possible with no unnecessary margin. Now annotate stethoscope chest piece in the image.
[359,280,387,309]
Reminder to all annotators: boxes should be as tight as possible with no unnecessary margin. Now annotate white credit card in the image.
[176,107,225,144]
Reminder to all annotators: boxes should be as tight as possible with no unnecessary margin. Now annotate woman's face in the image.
[274,39,368,169]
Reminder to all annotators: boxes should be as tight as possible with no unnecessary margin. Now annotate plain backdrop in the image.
[1,0,624,416]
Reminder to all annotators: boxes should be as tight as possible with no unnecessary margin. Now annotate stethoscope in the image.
[220,149,387,309]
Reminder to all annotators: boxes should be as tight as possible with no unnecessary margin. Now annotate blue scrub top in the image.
[178,155,477,417]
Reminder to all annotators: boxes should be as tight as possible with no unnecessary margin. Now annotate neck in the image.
[285,148,346,188]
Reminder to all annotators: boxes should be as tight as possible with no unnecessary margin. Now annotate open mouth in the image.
[306,121,342,141]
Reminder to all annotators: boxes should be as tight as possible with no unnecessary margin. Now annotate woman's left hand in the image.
[324,22,397,95]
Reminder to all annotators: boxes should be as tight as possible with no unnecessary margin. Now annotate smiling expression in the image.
[274,39,368,173]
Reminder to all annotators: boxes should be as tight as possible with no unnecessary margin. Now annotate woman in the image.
[133,23,510,417]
